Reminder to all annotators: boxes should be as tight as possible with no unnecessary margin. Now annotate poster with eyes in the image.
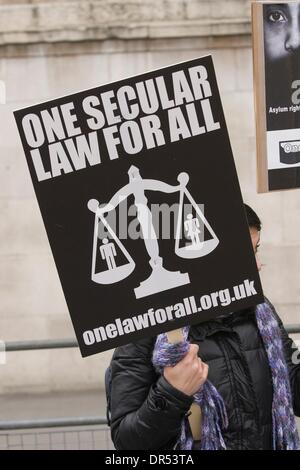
[252,1,300,192]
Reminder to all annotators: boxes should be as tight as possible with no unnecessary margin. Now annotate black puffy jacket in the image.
[110,300,300,450]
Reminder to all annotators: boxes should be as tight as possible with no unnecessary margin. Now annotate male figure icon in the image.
[100,238,117,271]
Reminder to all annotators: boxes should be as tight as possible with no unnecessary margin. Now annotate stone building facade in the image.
[0,0,299,394]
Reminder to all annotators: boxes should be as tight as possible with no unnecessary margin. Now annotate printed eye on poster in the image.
[14,56,263,357]
[252,1,300,192]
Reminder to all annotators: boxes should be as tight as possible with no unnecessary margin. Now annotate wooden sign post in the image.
[166,329,202,440]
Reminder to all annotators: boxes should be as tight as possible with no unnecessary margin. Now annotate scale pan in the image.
[92,263,135,285]
[176,238,219,259]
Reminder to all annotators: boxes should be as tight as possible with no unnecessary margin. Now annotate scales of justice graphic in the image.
[87,165,219,299]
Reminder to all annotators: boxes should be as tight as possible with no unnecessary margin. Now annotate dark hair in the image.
[244,204,261,231]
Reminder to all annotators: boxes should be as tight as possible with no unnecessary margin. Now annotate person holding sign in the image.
[109,205,300,450]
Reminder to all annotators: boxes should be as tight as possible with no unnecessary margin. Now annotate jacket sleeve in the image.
[266,298,300,416]
[110,337,194,450]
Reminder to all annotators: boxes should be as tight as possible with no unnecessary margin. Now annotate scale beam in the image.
[87,166,219,299]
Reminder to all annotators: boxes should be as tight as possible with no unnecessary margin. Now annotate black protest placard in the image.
[252,1,300,192]
[14,56,263,356]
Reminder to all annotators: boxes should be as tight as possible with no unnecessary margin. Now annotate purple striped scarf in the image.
[152,301,300,450]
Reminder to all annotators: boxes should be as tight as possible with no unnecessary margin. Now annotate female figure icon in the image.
[184,213,202,248]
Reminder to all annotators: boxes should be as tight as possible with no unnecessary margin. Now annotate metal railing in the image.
[4,324,300,352]
[1,338,113,449]
[0,417,113,450]
[284,324,300,334]
[5,338,78,352]
[0,416,107,431]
